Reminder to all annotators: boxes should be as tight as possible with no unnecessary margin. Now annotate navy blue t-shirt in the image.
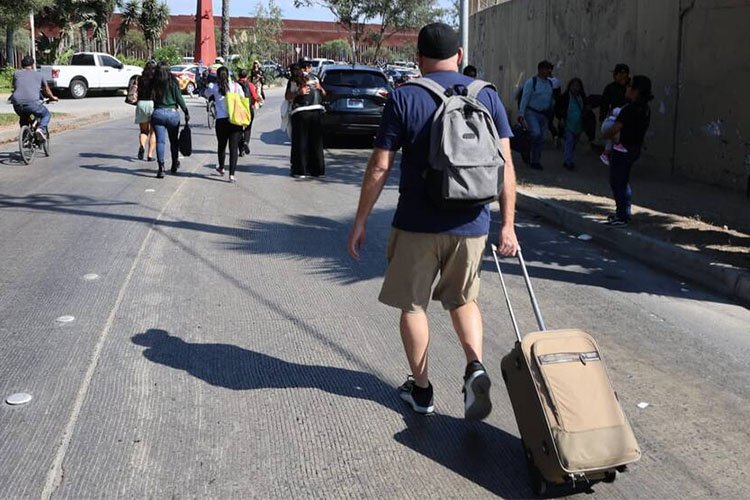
[374,71,513,236]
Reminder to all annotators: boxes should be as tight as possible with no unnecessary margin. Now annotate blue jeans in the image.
[563,130,579,165]
[14,102,51,130]
[524,110,548,164]
[609,146,641,220]
[151,107,180,164]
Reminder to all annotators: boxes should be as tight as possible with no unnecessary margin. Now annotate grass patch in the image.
[0,112,67,127]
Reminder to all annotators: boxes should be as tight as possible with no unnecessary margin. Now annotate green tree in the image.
[119,0,169,54]
[1,0,52,66]
[294,0,374,62]
[232,0,283,63]
[368,0,441,61]
[164,31,195,57]
[153,44,180,65]
[320,38,351,61]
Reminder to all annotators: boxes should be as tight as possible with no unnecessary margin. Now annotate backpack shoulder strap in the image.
[466,79,496,100]
[405,78,449,104]
[532,76,537,92]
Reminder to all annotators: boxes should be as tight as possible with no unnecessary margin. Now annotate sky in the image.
[165,0,455,22]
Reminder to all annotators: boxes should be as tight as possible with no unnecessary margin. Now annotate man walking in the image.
[518,60,555,170]
[600,63,630,123]
[347,23,518,419]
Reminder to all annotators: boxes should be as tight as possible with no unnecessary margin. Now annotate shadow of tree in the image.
[132,329,533,498]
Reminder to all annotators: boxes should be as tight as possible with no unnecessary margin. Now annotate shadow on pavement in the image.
[259,129,291,146]
[0,150,25,166]
[79,163,156,178]
[132,328,531,498]
[225,211,394,285]
[79,152,137,163]
[485,215,736,305]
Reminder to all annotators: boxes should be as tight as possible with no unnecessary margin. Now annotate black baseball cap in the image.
[21,56,35,67]
[613,63,630,74]
[417,23,459,60]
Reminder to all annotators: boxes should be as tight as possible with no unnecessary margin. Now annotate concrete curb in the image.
[0,112,114,146]
[516,189,750,306]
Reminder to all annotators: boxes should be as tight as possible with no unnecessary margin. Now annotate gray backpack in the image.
[408,78,505,210]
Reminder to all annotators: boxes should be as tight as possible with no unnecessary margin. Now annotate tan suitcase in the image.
[491,245,641,495]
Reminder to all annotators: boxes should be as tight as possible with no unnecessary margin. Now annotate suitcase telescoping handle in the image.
[491,244,547,342]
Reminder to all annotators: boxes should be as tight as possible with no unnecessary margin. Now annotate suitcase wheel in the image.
[529,464,548,496]
[603,470,617,483]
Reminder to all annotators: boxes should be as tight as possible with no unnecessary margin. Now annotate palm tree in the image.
[119,0,169,55]
[221,0,229,61]
[221,0,229,62]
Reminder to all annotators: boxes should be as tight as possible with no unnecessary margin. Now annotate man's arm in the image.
[518,79,532,120]
[347,147,396,259]
[498,137,519,256]
[42,81,58,101]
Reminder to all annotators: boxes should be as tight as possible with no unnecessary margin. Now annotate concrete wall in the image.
[470,0,750,191]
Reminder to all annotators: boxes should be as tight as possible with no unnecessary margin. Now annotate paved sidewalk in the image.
[510,141,750,305]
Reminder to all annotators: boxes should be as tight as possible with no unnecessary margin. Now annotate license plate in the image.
[346,99,364,109]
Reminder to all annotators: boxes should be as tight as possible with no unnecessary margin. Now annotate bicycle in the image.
[18,99,52,165]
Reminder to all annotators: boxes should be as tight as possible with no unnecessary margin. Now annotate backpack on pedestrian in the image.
[407,78,505,210]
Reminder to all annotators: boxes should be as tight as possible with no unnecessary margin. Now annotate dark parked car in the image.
[319,65,392,140]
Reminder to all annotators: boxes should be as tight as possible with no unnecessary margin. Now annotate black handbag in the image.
[178,124,192,157]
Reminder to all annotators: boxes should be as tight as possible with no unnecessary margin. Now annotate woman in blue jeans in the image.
[602,75,653,226]
[150,61,190,178]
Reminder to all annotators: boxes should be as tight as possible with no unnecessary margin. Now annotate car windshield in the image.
[323,71,387,88]
[170,65,187,72]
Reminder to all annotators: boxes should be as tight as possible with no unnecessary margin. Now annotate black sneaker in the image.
[530,162,544,170]
[137,145,144,160]
[604,217,628,227]
[399,376,434,415]
[463,361,492,421]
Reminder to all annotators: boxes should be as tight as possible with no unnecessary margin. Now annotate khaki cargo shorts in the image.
[378,228,488,312]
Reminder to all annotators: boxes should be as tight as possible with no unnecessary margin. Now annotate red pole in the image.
[194,0,217,66]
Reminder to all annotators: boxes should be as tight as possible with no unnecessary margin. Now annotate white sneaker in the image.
[599,153,610,166]
[613,143,629,153]
[229,175,236,183]
[35,128,47,142]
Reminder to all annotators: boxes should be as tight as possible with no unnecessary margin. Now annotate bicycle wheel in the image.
[18,126,35,165]
[208,102,216,129]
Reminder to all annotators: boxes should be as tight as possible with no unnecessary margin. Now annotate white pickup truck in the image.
[40,52,142,99]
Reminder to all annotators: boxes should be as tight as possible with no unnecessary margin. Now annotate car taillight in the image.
[51,69,60,78]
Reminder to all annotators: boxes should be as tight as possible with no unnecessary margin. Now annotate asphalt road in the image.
[0,88,748,499]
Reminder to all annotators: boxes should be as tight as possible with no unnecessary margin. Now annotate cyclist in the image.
[10,56,59,142]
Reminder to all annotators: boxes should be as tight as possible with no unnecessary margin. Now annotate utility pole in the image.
[30,12,37,68]
[460,0,469,70]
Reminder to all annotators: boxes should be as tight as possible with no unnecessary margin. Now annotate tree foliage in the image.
[118,0,170,54]
[320,38,351,61]
[294,0,440,62]
[232,0,283,64]
[164,31,195,57]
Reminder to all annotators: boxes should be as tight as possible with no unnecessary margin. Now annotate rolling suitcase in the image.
[491,245,641,495]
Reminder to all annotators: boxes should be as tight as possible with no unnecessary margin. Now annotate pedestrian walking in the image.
[251,61,266,104]
[134,60,156,162]
[555,77,587,170]
[150,61,190,178]
[347,22,518,419]
[204,66,246,183]
[602,75,653,226]
[285,59,326,178]
[236,69,260,158]
[518,60,555,170]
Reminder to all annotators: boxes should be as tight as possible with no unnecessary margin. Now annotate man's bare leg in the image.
[449,301,483,364]
[400,310,430,388]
